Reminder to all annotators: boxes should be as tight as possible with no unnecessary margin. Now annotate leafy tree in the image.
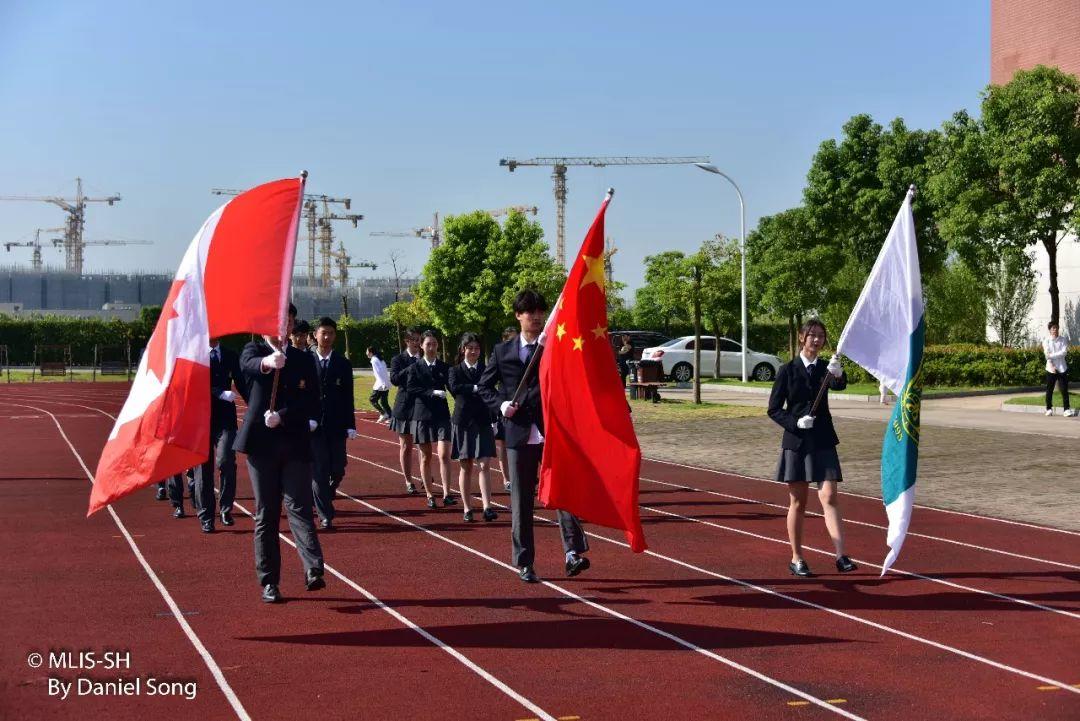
[928,65,1080,325]
[923,256,988,345]
[634,251,691,334]
[987,250,1037,347]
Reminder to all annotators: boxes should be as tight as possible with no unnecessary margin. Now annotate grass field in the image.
[3,370,131,383]
[707,377,1017,398]
[1004,392,1080,407]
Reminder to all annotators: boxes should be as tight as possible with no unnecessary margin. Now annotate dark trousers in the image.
[163,474,188,509]
[1046,372,1071,410]
[246,448,324,587]
[311,428,347,521]
[505,443,588,568]
[369,389,392,416]
[194,424,237,522]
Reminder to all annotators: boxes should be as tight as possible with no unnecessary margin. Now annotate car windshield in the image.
[659,338,683,347]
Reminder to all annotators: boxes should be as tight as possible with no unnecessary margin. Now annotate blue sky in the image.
[0,1,988,294]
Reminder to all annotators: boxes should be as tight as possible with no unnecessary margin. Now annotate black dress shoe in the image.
[155,487,167,501]
[463,509,474,523]
[835,555,858,573]
[442,495,457,506]
[172,507,185,519]
[565,554,591,577]
[261,584,282,603]
[320,518,333,531]
[305,569,326,591]
[220,510,234,526]
[482,508,498,522]
[426,496,436,509]
[503,479,511,492]
[406,482,417,495]
[789,559,812,577]
[200,520,215,533]
[329,478,341,493]
[518,566,539,583]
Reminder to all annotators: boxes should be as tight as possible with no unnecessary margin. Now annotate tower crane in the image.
[211,188,358,286]
[327,240,377,288]
[370,211,441,251]
[3,227,66,271]
[486,205,538,218]
[498,156,710,267]
[316,212,364,287]
[0,177,121,274]
[603,236,618,289]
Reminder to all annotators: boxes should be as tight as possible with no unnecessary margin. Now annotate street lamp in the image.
[695,162,748,382]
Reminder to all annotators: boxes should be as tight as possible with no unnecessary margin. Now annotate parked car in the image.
[608,331,671,361]
[639,336,781,382]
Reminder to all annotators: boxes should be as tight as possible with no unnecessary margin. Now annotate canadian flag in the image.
[88,177,306,515]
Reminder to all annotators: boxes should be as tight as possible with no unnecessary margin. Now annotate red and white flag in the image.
[88,177,306,515]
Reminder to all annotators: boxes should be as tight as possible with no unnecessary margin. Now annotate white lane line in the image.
[345,450,1080,697]
[225,501,558,721]
[349,429,1080,619]
[5,402,253,721]
[329,477,865,720]
[25,399,560,721]
[639,455,1080,537]
[638,476,1080,571]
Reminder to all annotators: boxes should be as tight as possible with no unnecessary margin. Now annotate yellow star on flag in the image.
[556,322,567,341]
[591,323,607,339]
[572,336,584,351]
[579,254,606,292]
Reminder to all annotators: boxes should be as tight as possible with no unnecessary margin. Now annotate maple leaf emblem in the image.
[146,279,185,383]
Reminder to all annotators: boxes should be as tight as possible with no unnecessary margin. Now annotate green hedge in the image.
[838,344,1079,386]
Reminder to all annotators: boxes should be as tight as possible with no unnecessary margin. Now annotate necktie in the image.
[525,343,537,364]
[210,349,218,363]
[322,358,329,372]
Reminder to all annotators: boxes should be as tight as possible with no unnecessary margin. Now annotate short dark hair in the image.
[512,289,548,314]
[404,325,422,340]
[798,318,828,344]
[291,320,310,335]
[366,346,382,360]
[501,326,518,341]
[420,329,439,345]
[287,303,298,318]
[317,316,336,330]
[1048,321,1059,330]
[457,332,481,364]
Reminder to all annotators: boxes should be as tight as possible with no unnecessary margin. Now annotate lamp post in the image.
[695,163,748,382]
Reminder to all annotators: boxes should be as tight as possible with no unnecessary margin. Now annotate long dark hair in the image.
[797,318,828,348]
[456,332,482,365]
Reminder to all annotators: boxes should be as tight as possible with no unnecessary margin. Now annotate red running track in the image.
[1,383,1078,721]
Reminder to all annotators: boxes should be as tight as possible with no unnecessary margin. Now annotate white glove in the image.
[797,415,815,430]
[432,390,446,398]
[346,428,358,440]
[309,419,318,432]
[264,410,281,428]
[827,356,843,378]
[261,351,286,371]
[537,331,548,347]
[218,390,235,402]
[473,384,479,393]
[500,401,517,418]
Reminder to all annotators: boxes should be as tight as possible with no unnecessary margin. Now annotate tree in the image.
[987,251,1037,347]
[634,251,691,334]
[928,66,1080,326]
[923,255,988,345]
[697,236,741,377]
[1063,298,1080,342]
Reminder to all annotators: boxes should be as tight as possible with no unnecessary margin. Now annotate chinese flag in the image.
[538,190,646,552]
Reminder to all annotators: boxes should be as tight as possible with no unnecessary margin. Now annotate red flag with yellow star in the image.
[538,190,646,552]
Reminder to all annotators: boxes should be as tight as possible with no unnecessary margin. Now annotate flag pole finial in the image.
[300,170,309,180]
[907,183,916,198]
[605,187,615,201]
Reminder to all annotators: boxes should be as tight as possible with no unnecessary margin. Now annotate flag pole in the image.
[508,187,614,407]
[269,169,308,412]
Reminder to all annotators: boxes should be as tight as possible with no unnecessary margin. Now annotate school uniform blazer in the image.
[388,351,418,420]
[477,339,543,449]
[233,342,321,459]
[449,362,491,427]
[766,358,847,451]
[209,346,246,432]
[404,358,451,423]
[312,351,356,435]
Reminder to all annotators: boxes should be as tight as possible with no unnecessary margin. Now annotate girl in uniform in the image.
[766,319,857,577]
[404,330,456,509]
[449,333,498,523]
[366,346,393,423]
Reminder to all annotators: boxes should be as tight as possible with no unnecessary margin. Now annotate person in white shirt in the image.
[366,346,393,423]
[1043,321,1075,417]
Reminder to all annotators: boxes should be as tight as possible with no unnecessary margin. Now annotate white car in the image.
[640,336,782,382]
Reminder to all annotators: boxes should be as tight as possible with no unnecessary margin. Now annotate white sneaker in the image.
[376,414,387,423]
[1045,409,1054,416]
[1066,409,1077,418]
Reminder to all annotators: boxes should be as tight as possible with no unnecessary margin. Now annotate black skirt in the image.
[410,419,451,445]
[775,446,843,487]
[389,416,410,435]
[452,422,496,460]
[494,419,505,442]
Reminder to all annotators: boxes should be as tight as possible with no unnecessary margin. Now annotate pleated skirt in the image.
[410,419,451,445]
[775,446,843,487]
[451,422,496,460]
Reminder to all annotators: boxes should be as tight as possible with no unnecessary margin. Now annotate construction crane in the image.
[0,178,121,274]
[327,240,377,288]
[603,236,618,288]
[370,212,441,251]
[3,227,66,270]
[487,205,538,218]
[48,237,152,272]
[315,212,364,287]
[498,156,710,267]
[211,188,357,286]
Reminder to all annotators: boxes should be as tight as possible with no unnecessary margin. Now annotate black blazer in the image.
[404,358,451,423]
[233,342,321,459]
[209,346,246,431]
[449,361,492,427]
[477,338,542,449]
[388,351,419,420]
[312,351,355,435]
[767,357,847,451]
